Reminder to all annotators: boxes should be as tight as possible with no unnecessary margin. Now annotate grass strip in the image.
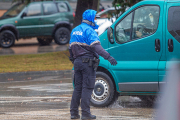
[0,51,73,73]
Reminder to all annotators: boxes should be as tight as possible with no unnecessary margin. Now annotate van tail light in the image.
[73,12,75,17]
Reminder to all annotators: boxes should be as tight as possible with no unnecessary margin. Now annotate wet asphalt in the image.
[0,38,68,55]
[0,39,155,119]
[0,70,155,120]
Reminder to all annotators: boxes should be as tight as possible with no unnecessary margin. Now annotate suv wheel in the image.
[90,72,118,107]
[37,38,52,45]
[54,27,70,45]
[0,30,15,48]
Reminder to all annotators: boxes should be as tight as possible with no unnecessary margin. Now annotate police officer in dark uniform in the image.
[69,9,117,120]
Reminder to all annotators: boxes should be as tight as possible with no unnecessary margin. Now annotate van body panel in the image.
[166,2,180,69]
[99,30,109,50]
[99,56,109,69]
[158,61,166,84]
[88,0,180,107]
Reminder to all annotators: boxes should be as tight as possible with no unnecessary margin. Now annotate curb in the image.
[0,70,72,82]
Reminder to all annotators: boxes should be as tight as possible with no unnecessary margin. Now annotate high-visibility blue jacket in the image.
[69,9,110,60]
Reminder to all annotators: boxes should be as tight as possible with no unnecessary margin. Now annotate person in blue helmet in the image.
[69,9,117,120]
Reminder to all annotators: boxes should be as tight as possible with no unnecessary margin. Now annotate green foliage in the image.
[112,0,142,19]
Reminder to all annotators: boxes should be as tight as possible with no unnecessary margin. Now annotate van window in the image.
[115,12,132,44]
[115,6,159,44]
[132,6,159,40]
[168,7,180,43]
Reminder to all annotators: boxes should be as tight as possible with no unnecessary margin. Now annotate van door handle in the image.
[155,39,160,52]
[168,39,173,52]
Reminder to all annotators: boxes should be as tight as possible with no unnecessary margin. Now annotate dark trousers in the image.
[70,57,96,116]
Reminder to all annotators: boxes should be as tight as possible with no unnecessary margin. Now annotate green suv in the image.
[0,1,74,48]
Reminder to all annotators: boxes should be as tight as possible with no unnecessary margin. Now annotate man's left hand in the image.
[136,31,142,38]
[69,57,74,64]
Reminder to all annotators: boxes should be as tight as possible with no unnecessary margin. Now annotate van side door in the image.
[165,2,180,86]
[108,1,164,92]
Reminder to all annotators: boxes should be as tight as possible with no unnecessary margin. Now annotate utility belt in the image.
[81,57,100,71]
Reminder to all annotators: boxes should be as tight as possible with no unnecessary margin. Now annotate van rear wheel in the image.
[90,72,117,107]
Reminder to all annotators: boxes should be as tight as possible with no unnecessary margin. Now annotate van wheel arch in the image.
[90,67,118,107]
[97,66,117,91]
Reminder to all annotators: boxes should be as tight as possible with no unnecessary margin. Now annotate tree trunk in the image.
[73,0,99,28]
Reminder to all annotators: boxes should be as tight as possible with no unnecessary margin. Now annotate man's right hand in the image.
[108,56,117,66]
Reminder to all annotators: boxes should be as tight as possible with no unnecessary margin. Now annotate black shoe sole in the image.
[71,115,80,119]
[71,118,80,119]
[81,117,96,119]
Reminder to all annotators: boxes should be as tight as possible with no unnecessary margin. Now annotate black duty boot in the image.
[71,115,80,119]
[81,114,96,119]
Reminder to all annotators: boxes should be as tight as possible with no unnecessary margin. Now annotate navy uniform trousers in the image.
[70,57,96,116]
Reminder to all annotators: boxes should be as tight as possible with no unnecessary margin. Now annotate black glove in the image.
[108,56,117,66]
[68,47,74,64]
[69,57,74,64]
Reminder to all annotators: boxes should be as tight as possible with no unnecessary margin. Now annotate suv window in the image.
[43,3,58,15]
[3,3,26,17]
[168,6,180,43]
[27,3,42,16]
[115,6,159,44]
[57,2,69,12]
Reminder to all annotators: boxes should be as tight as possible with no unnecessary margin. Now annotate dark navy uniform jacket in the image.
[69,9,110,60]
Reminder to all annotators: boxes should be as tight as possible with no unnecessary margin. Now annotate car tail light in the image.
[73,12,75,17]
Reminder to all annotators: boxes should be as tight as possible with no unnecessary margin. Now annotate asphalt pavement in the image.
[0,70,72,83]
[0,38,68,55]
[0,70,155,120]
